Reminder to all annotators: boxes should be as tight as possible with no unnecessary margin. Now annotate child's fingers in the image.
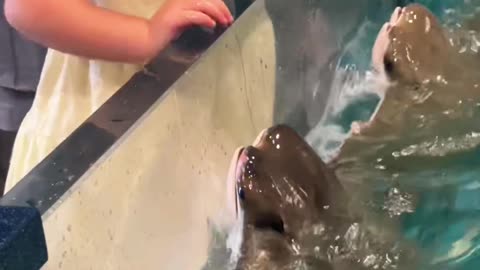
[194,0,229,26]
[207,0,234,23]
[183,10,217,29]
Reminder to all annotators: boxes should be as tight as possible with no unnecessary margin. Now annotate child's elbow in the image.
[4,0,37,33]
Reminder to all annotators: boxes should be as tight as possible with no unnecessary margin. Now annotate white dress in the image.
[4,0,165,192]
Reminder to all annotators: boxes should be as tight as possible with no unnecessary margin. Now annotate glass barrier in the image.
[41,3,278,269]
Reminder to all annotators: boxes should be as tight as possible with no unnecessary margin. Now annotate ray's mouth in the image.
[391,7,404,25]
[386,6,405,30]
[227,147,244,218]
[229,146,252,218]
[234,147,245,217]
[227,129,269,219]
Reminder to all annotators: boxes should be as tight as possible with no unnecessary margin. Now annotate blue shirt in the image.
[0,2,46,130]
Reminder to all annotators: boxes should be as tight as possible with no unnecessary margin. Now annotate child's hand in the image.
[147,0,233,58]
[5,0,234,63]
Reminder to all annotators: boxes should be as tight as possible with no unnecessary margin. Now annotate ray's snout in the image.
[258,124,300,151]
[236,146,260,185]
[235,125,297,184]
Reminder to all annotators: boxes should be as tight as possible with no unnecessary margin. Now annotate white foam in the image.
[306,67,389,161]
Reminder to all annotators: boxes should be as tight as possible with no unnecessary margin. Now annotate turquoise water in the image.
[308,1,480,269]
[204,2,480,269]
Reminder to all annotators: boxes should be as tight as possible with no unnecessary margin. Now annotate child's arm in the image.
[4,0,233,64]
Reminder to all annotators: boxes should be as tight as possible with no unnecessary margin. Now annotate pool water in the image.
[203,2,480,270]
[307,1,480,269]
